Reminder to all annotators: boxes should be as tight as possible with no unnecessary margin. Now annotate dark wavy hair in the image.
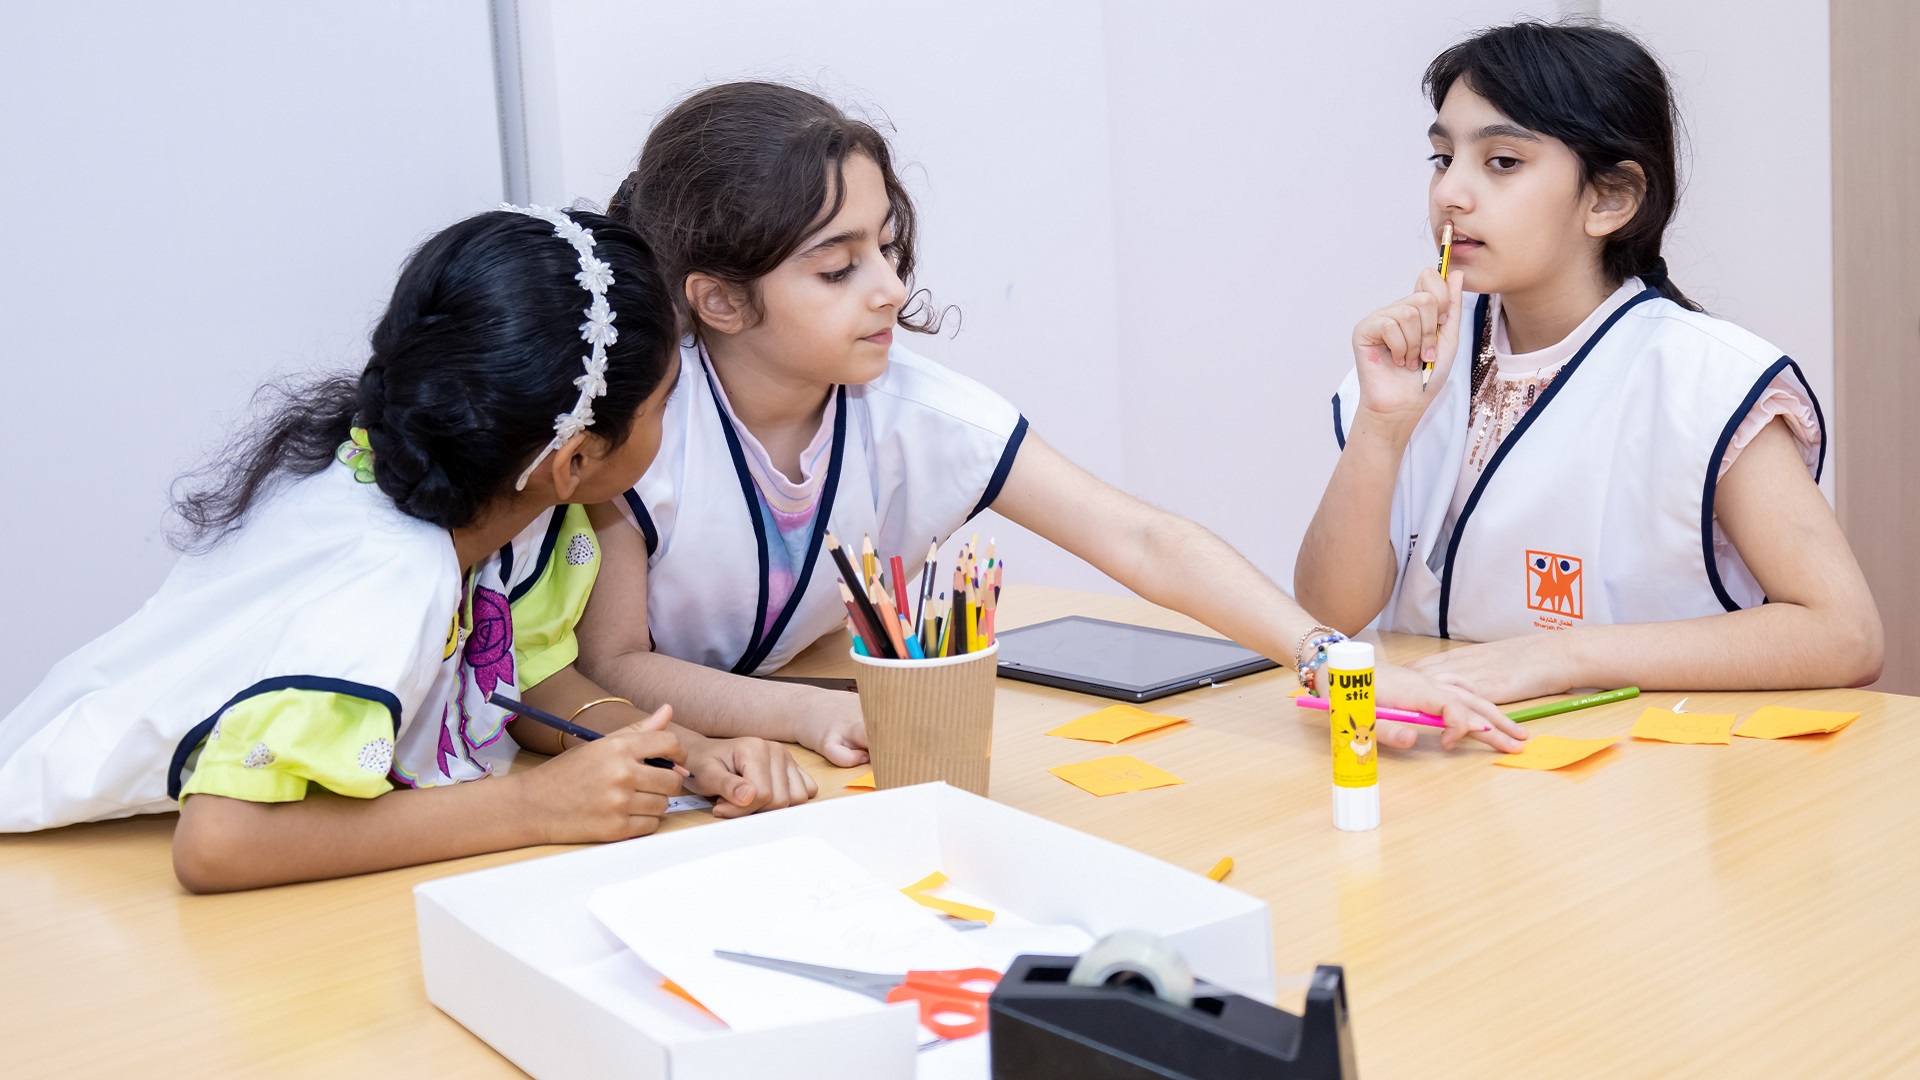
[608,80,949,335]
[171,209,676,548]
[1426,21,1703,311]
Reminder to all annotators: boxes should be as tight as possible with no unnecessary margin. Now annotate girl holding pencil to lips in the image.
[566,81,1529,763]
[1297,22,1882,704]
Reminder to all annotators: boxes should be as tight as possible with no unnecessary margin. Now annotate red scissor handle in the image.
[887,968,1001,1040]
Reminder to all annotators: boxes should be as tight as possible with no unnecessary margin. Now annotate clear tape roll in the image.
[1065,930,1195,1008]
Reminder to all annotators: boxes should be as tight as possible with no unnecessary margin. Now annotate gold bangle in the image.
[567,696,633,724]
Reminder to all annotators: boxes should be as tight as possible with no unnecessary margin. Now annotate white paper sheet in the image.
[589,837,983,1033]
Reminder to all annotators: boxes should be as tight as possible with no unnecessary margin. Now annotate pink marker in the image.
[1294,694,1490,732]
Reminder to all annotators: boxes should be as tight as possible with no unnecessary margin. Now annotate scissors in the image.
[714,949,1000,1039]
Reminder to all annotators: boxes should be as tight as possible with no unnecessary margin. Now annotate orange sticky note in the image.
[844,771,876,791]
[1733,706,1860,740]
[1630,708,1736,745]
[1049,755,1185,796]
[1046,704,1189,744]
[1491,735,1619,771]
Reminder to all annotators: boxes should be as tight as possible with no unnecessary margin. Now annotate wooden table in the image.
[4,585,1916,1078]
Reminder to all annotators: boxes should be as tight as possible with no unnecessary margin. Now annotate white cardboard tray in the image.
[415,782,1273,1079]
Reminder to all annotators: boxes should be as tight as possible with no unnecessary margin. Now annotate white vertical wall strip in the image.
[491,0,532,204]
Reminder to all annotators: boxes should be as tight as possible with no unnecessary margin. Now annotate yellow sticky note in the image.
[1630,708,1736,745]
[899,871,996,923]
[1046,704,1189,744]
[845,771,875,791]
[1049,755,1185,796]
[902,871,948,894]
[1734,706,1860,740]
[1491,735,1619,771]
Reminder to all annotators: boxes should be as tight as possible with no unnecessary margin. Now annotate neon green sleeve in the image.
[512,504,603,691]
[179,689,397,804]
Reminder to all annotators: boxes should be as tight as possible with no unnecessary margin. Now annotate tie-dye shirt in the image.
[709,376,839,635]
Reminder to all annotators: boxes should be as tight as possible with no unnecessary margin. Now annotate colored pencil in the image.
[983,574,999,644]
[897,613,926,659]
[889,555,910,621]
[916,541,938,636]
[1424,219,1453,393]
[837,579,883,656]
[951,568,969,654]
[1292,693,1490,732]
[861,535,878,591]
[1505,687,1640,724]
[488,692,688,774]
[872,582,910,658]
[827,536,896,658]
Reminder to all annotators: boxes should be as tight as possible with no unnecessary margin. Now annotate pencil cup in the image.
[850,643,999,796]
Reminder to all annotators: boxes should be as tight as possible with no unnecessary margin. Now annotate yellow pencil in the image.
[1207,857,1234,882]
[1423,221,1453,393]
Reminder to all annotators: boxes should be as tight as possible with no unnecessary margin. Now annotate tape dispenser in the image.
[988,931,1358,1079]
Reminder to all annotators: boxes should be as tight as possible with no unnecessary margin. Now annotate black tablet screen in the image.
[994,616,1274,697]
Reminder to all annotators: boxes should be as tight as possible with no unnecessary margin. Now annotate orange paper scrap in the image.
[1049,755,1185,796]
[1733,706,1860,740]
[1491,735,1620,771]
[1046,704,1189,744]
[1630,708,1736,745]
[660,979,724,1023]
[899,871,995,924]
[844,771,875,791]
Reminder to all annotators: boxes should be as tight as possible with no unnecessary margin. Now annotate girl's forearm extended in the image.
[1120,511,1333,668]
[1557,601,1883,692]
[575,645,823,742]
[174,778,541,893]
[1294,412,1410,634]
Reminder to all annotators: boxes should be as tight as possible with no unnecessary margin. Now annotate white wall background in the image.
[0,2,503,714]
[0,0,1832,713]
[516,0,1836,590]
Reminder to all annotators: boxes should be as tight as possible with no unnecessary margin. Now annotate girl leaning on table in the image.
[0,207,813,892]
[1296,22,1882,702]
[568,81,1525,758]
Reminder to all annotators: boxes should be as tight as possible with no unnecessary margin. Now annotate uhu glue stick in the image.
[1326,641,1380,831]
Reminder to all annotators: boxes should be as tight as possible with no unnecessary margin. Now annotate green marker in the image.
[1506,686,1640,723]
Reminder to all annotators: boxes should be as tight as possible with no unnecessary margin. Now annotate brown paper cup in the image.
[851,642,999,796]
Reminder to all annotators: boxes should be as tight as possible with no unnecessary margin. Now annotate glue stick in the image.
[1326,641,1380,831]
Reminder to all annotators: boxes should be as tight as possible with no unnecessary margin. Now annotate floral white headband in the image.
[497,203,618,491]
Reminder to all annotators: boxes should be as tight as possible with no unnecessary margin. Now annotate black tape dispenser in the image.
[988,931,1358,1079]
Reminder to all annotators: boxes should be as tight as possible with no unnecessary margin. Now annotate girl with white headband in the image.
[0,207,817,891]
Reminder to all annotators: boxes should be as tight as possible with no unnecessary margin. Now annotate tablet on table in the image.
[994,616,1278,702]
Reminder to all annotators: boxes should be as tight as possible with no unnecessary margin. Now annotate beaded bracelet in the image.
[1294,626,1347,694]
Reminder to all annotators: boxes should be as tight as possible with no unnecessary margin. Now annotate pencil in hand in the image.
[1424,220,1453,393]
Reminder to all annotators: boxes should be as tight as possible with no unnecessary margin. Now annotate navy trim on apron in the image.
[738,386,848,675]
[508,509,569,604]
[622,490,660,557]
[1437,289,1659,639]
[699,353,851,676]
[1699,356,1822,612]
[168,676,404,799]
[1332,394,1346,451]
[968,415,1029,519]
